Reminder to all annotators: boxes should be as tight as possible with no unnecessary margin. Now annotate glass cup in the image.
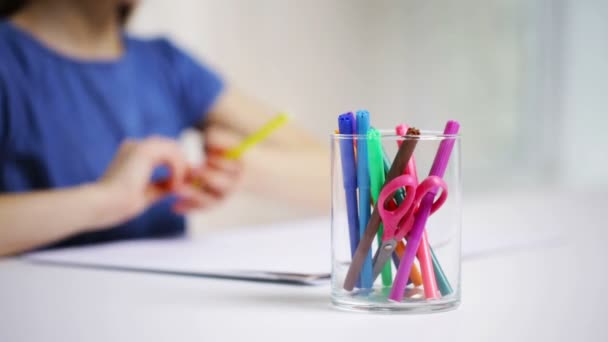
[331,129,462,313]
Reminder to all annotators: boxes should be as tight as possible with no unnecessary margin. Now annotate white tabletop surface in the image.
[1,189,607,342]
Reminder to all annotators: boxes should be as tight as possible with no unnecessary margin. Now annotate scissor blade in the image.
[372,240,397,281]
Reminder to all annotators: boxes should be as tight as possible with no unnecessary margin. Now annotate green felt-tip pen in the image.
[367,128,393,287]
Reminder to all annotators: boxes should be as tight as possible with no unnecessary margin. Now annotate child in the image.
[0,0,328,256]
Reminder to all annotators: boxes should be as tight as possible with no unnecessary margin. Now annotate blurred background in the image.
[127,0,607,228]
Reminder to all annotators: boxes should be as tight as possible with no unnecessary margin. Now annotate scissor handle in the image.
[414,175,448,214]
[387,175,449,241]
[377,175,418,237]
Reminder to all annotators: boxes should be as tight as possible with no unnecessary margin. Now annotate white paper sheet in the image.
[25,218,333,284]
[24,217,563,285]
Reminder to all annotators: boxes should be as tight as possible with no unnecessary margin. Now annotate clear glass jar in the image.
[331,129,462,313]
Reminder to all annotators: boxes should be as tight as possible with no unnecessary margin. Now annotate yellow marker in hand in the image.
[224,113,289,160]
[192,113,289,189]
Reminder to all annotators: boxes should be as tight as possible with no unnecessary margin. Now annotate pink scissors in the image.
[371,174,448,280]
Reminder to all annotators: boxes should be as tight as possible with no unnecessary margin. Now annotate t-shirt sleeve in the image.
[159,39,225,128]
[0,73,7,146]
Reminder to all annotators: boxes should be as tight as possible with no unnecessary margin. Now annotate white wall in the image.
[559,0,608,188]
[128,0,608,196]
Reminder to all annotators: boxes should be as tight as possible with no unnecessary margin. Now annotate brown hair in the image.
[0,0,26,18]
[0,0,133,24]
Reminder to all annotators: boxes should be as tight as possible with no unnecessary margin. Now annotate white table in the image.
[1,189,607,342]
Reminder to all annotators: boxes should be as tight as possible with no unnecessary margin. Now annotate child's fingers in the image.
[137,136,188,190]
[173,200,215,214]
[145,183,173,206]
[193,167,240,199]
[205,155,243,175]
[172,202,190,214]
[204,125,243,150]
[174,186,217,209]
[205,146,228,157]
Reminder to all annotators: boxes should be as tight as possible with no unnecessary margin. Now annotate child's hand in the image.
[171,125,244,213]
[98,136,188,224]
[172,153,243,214]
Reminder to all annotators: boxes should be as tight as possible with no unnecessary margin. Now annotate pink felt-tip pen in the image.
[396,124,439,299]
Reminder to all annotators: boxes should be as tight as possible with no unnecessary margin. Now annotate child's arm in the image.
[0,184,122,256]
[0,136,195,257]
[203,87,329,212]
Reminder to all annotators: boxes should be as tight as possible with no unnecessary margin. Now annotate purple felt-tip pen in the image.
[389,120,460,302]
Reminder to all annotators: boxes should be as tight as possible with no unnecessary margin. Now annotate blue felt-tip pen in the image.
[337,113,360,260]
[356,110,374,289]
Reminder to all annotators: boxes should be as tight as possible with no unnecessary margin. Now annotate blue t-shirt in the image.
[0,21,224,248]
